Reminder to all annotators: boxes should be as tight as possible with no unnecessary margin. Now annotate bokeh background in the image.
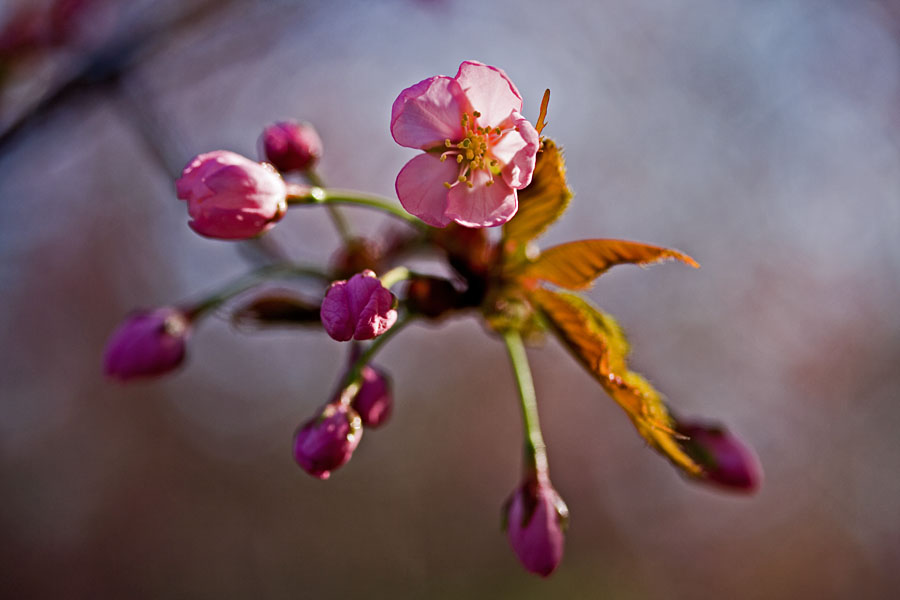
[2,0,899,597]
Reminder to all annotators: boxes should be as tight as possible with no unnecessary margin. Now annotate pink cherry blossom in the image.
[320,270,398,341]
[176,150,287,240]
[391,61,540,228]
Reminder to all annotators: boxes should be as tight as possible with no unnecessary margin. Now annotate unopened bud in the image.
[260,120,323,173]
[320,270,398,341]
[502,477,568,577]
[677,420,762,493]
[293,402,363,480]
[103,307,190,381]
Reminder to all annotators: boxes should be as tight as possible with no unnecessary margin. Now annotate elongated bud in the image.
[293,402,363,480]
[231,291,321,328]
[103,307,190,381]
[502,476,568,577]
[320,270,398,341]
[677,420,762,492]
[352,365,393,427]
[260,121,323,173]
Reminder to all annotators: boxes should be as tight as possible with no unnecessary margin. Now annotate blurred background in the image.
[2,0,899,597]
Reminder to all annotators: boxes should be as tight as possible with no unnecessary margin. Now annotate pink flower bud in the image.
[503,478,568,577]
[293,402,363,480]
[677,420,763,492]
[260,121,323,173]
[176,150,287,240]
[320,270,398,342]
[103,307,189,381]
[352,365,392,428]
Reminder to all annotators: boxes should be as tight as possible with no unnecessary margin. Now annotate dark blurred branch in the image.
[0,0,238,154]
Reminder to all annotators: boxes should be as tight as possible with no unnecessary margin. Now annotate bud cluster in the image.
[102,61,761,578]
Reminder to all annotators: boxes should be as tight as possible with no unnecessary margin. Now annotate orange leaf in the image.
[529,288,701,475]
[502,139,572,249]
[524,239,699,290]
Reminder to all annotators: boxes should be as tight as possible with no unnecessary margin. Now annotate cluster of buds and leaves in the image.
[104,61,761,577]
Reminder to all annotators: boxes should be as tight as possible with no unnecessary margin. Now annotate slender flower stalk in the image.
[285,183,429,231]
[304,169,355,246]
[186,262,331,319]
[338,315,413,405]
[503,329,548,474]
[379,266,411,290]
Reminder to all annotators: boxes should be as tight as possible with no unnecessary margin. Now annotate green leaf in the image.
[529,288,701,475]
[502,139,572,248]
[524,239,699,290]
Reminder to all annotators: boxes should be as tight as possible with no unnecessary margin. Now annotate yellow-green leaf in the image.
[524,239,699,290]
[529,288,701,475]
[502,139,572,248]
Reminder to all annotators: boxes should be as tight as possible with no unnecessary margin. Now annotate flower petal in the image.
[445,170,518,228]
[320,281,355,341]
[454,61,523,128]
[491,114,540,189]
[391,76,466,149]
[187,207,277,240]
[395,153,457,227]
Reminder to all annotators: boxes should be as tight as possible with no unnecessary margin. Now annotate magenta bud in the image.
[103,307,190,381]
[293,403,363,480]
[352,365,393,427]
[176,150,287,240]
[320,270,398,342]
[677,420,763,492]
[260,121,323,173]
[503,478,568,577]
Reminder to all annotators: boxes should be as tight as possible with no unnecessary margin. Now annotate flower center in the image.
[439,111,505,190]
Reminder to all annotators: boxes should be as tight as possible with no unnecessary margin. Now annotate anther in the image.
[473,111,481,118]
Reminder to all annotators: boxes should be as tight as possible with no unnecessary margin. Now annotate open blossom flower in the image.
[391,60,540,228]
[293,402,363,480]
[320,270,398,341]
[176,150,287,240]
[259,120,323,173]
[677,420,763,492]
[503,477,569,577]
[103,307,190,381]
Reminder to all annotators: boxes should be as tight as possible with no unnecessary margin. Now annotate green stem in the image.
[502,329,549,476]
[305,169,354,244]
[186,262,331,319]
[287,185,429,232]
[338,316,413,404]
[379,266,411,289]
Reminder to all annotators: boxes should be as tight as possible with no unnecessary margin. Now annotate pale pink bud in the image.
[503,478,568,577]
[293,403,363,480]
[260,121,323,173]
[176,150,287,240]
[320,270,398,342]
[677,420,763,492]
[103,307,189,381]
[352,365,392,428]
